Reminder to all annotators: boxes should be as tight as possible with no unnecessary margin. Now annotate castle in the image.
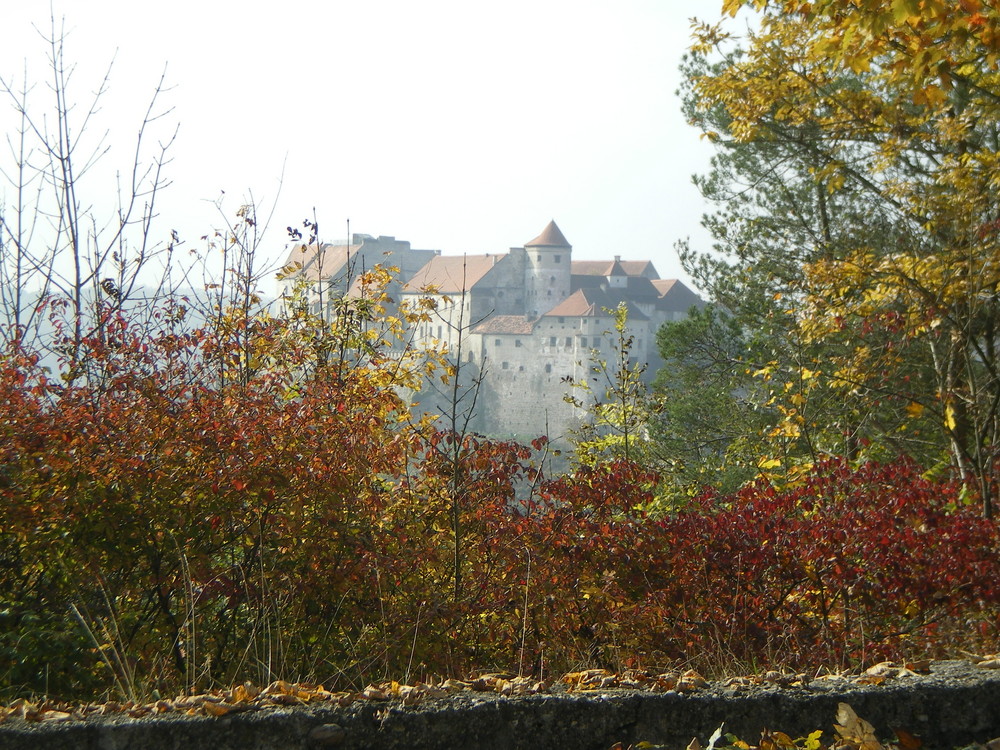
[282,221,703,444]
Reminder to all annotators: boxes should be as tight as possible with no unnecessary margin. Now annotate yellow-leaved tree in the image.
[695,0,1000,516]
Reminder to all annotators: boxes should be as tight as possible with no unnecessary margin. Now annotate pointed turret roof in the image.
[525,220,570,247]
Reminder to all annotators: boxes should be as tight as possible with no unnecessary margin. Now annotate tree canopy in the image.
[664,0,1000,515]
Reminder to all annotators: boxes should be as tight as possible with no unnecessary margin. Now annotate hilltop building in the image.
[282,221,703,444]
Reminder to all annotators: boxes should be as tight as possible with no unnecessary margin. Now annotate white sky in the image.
[1,1,726,291]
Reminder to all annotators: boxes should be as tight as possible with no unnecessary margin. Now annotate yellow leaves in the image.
[905,401,925,418]
[912,83,948,108]
[690,20,732,54]
[562,668,707,693]
[771,420,801,439]
[890,0,922,24]
[752,363,778,381]
[834,702,882,750]
[722,0,743,16]
[944,402,957,431]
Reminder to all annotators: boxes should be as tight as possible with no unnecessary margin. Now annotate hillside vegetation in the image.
[3,0,1000,702]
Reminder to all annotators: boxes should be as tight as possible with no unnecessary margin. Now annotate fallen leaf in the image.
[863,661,900,678]
[201,701,231,717]
[706,723,726,750]
[834,703,882,750]
[682,669,709,688]
[893,727,922,750]
[361,686,389,701]
[41,710,72,722]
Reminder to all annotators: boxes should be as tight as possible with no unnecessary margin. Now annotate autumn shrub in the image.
[2,303,999,702]
[0,303,429,698]
[491,458,1000,674]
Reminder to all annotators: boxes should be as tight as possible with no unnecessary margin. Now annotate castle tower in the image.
[523,220,572,318]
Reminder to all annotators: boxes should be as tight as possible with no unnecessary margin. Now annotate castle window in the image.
[547,290,552,296]
[550,276,555,284]
[545,363,552,373]
[593,337,601,348]
[537,254,542,262]
[468,351,474,362]
[437,326,442,339]
[549,336,556,346]
[554,254,561,263]
[578,335,587,345]
[515,339,522,348]
[558,317,565,324]
[502,361,509,370]
[565,337,572,346]
[495,339,502,346]
[519,365,525,372]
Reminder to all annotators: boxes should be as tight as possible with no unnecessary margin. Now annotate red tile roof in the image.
[472,315,535,334]
[542,288,649,321]
[525,220,571,247]
[283,243,361,282]
[403,254,499,294]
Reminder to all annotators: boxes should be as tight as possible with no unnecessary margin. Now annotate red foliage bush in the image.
[500,458,1000,672]
[1,315,998,701]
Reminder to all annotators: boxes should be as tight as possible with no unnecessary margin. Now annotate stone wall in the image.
[3,661,999,750]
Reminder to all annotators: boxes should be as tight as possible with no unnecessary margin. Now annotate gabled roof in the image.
[607,259,628,277]
[571,259,660,279]
[544,289,601,317]
[543,288,650,321]
[653,279,705,313]
[472,315,535,335]
[620,260,659,279]
[571,260,615,276]
[623,275,662,300]
[525,220,571,248]
[403,254,500,294]
[284,243,361,282]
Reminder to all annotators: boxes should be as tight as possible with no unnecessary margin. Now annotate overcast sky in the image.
[1,1,727,291]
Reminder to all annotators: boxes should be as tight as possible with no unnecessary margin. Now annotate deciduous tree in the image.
[687,1,1000,514]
